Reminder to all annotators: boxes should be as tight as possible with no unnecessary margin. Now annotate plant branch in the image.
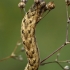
[40,61,64,69]
[0,56,11,62]
[40,41,70,64]
[66,4,69,42]
[40,1,70,65]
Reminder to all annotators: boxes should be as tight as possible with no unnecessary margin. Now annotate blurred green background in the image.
[0,0,70,70]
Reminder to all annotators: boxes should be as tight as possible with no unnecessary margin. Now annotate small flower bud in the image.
[55,59,58,61]
[18,55,23,61]
[46,1,55,11]
[65,0,70,6]
[34,0,39,3]
[11,53,16,57]
[67,16,70,23]
[21,0,27,3]
[18,2,25,9]
[18,0,27,13]
[64,65,70,70]
[68,61,70,64]
[57,53,60,56]
[21,47,25,52]
[17,42,22,46]
[15,55,23,61]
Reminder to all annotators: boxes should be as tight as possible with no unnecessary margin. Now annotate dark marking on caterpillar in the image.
[32,50,34,54]
[26,51,28,56]
[29,62,33,66]
[27,11,29,15]
[23,18,26,23]
[28,30,31,34]
[27,65,29,69]
[29,38,32,44]
[29,60,33,66]
[29,53,33,59]
[22,30,24,34]
[33,59,36,64]
[23,41,25,45]
[30,20,32,23]
[32,68,34,70]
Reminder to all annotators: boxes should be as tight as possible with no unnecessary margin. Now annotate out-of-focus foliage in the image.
[0,0,70,70]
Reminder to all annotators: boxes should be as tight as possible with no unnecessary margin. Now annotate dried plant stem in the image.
[40,43,66,64]
[0,56,11,62]
[40,41,70,64]
[41,59,70,65]
[66,5,69,42]
[0,41,21,62]
[66,23,69,42]
[40,61,64,69]
[66,5,69,20]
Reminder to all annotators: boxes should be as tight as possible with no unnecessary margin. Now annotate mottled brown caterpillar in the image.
[19,1,55,70]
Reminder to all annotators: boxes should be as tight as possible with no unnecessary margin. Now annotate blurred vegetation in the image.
[0,0,70,70]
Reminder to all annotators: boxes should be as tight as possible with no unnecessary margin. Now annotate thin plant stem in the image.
[0,56,11,62]
[66,5,69,42]
[40,59,70,65]
[13,45,18,54]
[66,23,69,42]
[66,5,69,20]
[40,43,67,64]
[56,62,64,69]
[13,41,22,54]
[42,10,51,19]
[41,61,64,69]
